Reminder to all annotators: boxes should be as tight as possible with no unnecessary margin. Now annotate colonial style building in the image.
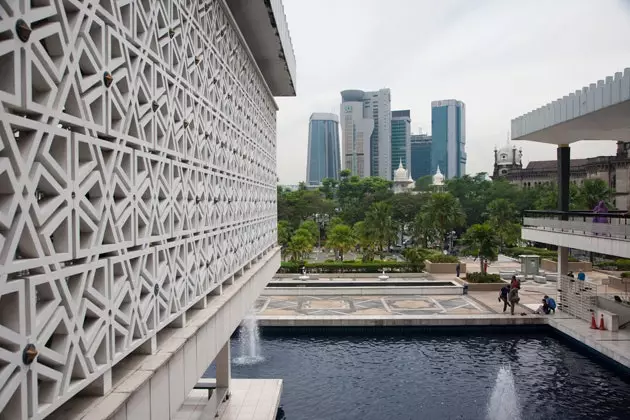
[493,142,630,210]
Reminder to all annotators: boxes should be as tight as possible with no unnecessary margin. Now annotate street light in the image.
[449,231,457,255]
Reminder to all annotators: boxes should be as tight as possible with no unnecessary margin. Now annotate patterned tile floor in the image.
[254,295,492,316]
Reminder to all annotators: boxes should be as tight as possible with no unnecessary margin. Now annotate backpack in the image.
[547,298,556,310]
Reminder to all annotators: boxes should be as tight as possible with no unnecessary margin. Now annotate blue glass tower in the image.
[306,113,341,186]
[410,134,432,180]
[431,100,466,178]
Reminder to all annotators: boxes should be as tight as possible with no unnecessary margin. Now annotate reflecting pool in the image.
[206,328,630,420]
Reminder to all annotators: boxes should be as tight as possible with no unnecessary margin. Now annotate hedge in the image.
[465,272,503,283]
[427,254,460,263]
[594,259,630,271]
[278,261,425,274]
[504,247,556,259]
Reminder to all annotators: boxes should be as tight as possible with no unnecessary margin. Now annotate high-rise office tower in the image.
[340,89,392,179]
[410,133,432,180]
[391,110,411,179]
[431,100,466,178]
[306,113,341,186]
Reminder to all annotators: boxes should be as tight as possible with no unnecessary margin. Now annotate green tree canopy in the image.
[460,223,500,274]
[421,192,466,248]
[325,224,356,261]
[364,202,396,257]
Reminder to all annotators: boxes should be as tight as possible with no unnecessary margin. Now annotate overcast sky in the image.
[274,0,630,184]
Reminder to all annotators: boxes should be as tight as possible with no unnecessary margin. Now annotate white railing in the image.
[523,211,630,240]
[557,275,598,321]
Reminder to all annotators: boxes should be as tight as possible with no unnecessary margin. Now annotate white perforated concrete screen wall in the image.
[0,1,278,419]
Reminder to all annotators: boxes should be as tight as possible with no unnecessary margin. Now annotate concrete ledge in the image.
[595,308,619,332]
[541,259,592,273]
[256,314,546,327]
[274,273,429,279]
[261,286,463,296]
[425,260,466,274]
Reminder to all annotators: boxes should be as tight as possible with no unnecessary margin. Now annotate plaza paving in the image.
[254,294,492,316]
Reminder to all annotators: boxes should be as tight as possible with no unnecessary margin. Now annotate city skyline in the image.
[275,0,630,184]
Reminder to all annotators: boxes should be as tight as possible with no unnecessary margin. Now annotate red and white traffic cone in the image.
[599,314,607,331]
[590,312,598,329]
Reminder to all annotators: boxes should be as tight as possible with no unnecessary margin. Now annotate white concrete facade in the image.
[0,1,293,419]
[511,68,630,144]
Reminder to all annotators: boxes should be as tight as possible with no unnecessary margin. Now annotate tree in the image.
[421,192,466,248]
[364,202,396,257]
[460,223,500,274]
[299,220,320,246]
[353,221,377,262]
[286,228,315,262]
[485,198,520,250]
[412,212,435,248]
[390,192,424,244]
[577,178,613,210]
[325,224,355,261]
[414,175,433,192]
[277,220,292,250]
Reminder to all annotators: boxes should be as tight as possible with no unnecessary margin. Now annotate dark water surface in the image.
[206,329,630,420]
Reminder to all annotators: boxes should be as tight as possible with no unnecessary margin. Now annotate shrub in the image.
[427,253,460,263]
[593,259,630,271]
[465,272,503,283]
[277,260,425,274]
[504,247,556,259]
[621,272,630,278]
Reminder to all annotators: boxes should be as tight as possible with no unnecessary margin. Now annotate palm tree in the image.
[460,223,500,274]
[577,179,613,209]
[353,221,377,262]
[285,228,315,262]
[421,192,466,249]
[364,202,396,258]
[326,224,355,261]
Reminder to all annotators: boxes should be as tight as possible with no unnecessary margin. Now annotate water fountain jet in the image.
[233,310,264,365]
[487,365,521,420]
[378,268,389,281]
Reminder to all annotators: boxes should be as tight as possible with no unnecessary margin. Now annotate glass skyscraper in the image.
[410,134,432,180]
[391,110,411,178]
[431,100,466,178]
[306,113,341,186]
[340,89,392,179]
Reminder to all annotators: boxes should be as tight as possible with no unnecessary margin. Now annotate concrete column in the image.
[557,144,570,218]
[216,339,231,391]
[557,246,569,277]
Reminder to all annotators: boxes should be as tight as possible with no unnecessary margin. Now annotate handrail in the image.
[523,210,629,219]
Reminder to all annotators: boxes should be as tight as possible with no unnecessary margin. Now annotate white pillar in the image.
[557,246,569,277]
[216,339,231,391]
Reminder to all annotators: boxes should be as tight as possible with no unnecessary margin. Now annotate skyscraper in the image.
[410,133,432,180]
[431,100,466,178]
[306,113,341,186]
[340,89,392,179]
[391,110,411,179]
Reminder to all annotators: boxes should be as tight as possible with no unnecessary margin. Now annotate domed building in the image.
[493,144,523,178]
[392,160,415,194]
[431,166,446,192]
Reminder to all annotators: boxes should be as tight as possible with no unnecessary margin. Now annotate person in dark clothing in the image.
[498,285,511,313]
[456,263,461,278]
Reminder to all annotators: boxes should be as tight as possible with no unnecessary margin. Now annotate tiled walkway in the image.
[174,379,282,420]
[255,294,492,316]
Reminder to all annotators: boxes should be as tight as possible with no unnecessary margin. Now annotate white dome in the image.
[496,146,522,165]
[394,160,409,182]
[433,166,444,186]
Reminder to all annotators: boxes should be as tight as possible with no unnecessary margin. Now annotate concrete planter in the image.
[541,259,592,273]
[424,260,466,274]
[453,277,506,292]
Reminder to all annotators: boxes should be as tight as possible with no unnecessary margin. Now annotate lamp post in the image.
[449,231,456,255]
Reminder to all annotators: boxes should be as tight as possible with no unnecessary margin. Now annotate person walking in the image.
[456,263,461,278]
[508,286,520,315]
[498,284,511,313]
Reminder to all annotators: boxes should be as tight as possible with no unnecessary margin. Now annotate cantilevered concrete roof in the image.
[511,68,630,145]
[226,0,296,96]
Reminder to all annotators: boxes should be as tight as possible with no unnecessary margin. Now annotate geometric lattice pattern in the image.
[0,1,278,418]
